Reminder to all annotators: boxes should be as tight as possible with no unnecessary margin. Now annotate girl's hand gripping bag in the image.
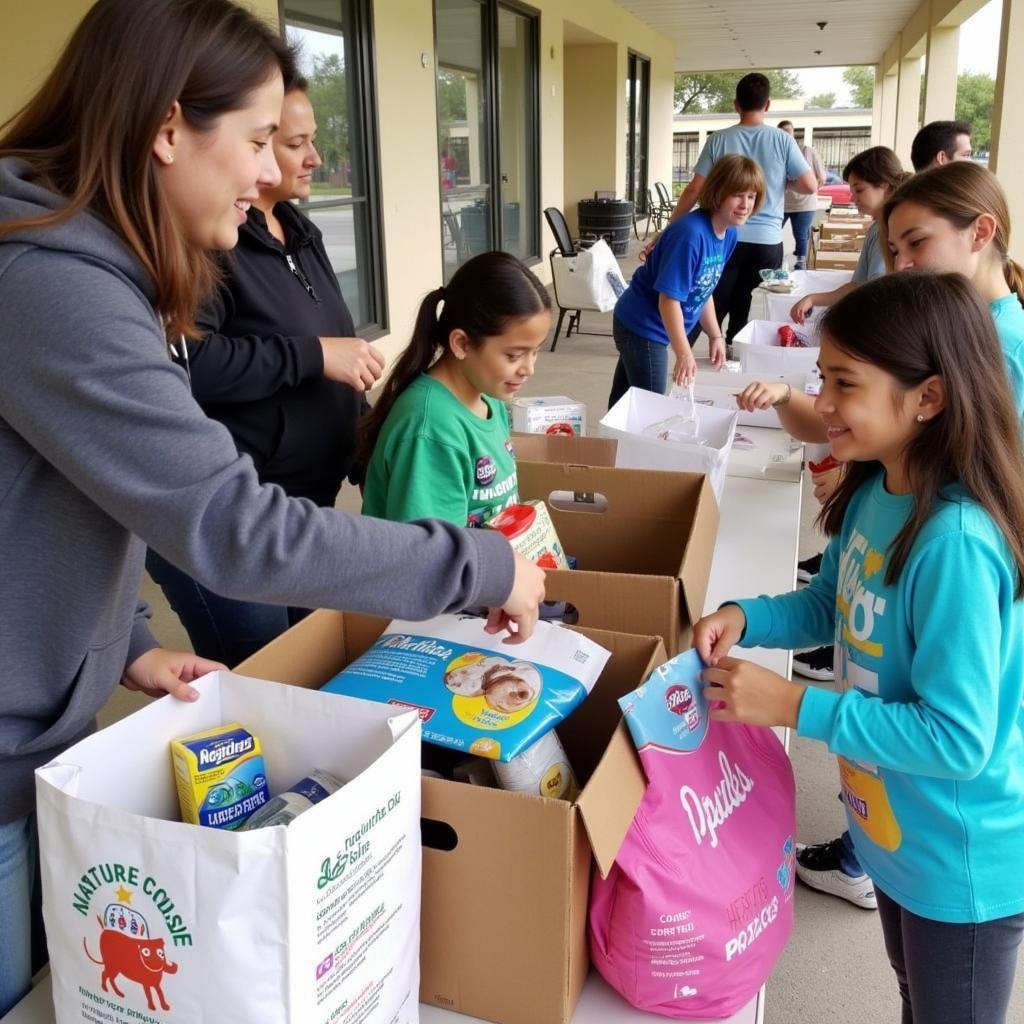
[588,650,796,1019]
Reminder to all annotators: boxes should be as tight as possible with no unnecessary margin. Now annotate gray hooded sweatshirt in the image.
[0,158,514,821]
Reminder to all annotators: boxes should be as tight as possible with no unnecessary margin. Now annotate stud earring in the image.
[916,414,924,423]
[164,153,174,164]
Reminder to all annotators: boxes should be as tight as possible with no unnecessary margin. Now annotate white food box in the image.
[510,395,587,436]
[732,319,821,376]
[36,672,422,1024]
[760,268,854,321]
[600,386,737,503]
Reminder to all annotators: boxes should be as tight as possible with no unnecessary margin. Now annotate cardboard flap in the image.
[512,432,617,467]
[575,721,646,878]
[568,629,667,877]
[678,475,720,623]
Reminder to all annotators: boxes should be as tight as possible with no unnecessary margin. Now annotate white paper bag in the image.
[36,672,422,1024]
[760,268,853,321]
[732,319,821,375]
[551,238,626,313]
[600,386,736,503]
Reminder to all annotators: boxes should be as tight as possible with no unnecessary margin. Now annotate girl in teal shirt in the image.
[695,273,1024,1023]
[362,251,550,526]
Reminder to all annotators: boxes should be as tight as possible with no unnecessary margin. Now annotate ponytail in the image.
[1004,256,1024,307]
[360,287,446,469]
[360,251,550,469]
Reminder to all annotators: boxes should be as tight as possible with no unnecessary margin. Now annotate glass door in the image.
[496,5,538,263]
[625,51,650,214]
[436,0,539,278]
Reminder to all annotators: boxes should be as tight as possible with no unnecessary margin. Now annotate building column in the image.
[922,21,959,124]
[879,72,899,149]
[894,56,922,167]
[803,124,814,146]
[991,0,1024,229]
[697,128,708,153]
[871,65,885,144]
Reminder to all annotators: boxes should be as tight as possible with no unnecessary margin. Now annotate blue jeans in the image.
[609,317,669,409]
[146,549,296,667]
[837,828,864,876]
[784,210,815,263]
[0,815,43,1017]
[876,886,1024,1023]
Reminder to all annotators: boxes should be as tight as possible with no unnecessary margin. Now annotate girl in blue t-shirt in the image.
[609,155,765,408]
[694,272,1024,1023]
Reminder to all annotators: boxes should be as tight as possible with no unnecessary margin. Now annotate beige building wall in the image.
[1,0,674,364]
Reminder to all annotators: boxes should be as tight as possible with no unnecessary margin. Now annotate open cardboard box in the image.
[814,249,861,270]
[514,456,718,654]
[236,610,666,1024]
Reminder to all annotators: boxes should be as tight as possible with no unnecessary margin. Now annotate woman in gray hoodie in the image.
[0,0,542,1010]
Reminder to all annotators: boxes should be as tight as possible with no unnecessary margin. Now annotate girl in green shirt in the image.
[362,251,551,525]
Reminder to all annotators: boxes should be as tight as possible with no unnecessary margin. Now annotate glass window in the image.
[282,0,386,332]
[625,52,650,213]
[435,0,539,279]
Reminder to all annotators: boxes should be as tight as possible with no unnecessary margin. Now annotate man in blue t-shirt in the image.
[668,73,818,347]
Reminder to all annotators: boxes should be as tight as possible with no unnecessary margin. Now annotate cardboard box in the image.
[512,431,617,466]
[761,268,853,321]
[818,236,863,252]
[813,249,861,270]
[237,612,667,1024]
[820,221,868,240]
[516,458,718,653]
[600,387,737,501]
[510,394,587,436]
[732,319,821,376]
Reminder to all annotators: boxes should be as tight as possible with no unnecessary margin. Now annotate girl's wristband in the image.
[772,383,793,407]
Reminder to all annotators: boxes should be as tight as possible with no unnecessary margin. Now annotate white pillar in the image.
[803,124,814,146]
[894,56,922,167]
[880,72,899,149]
[991,0,1024,231]
[922,21,959,124]
[871,65,885,145]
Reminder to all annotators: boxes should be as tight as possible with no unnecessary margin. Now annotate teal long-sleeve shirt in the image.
[735,470,1024,923]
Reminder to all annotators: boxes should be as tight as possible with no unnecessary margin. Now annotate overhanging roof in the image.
[613,0,922,71]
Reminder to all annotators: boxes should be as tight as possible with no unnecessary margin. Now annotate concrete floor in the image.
[102,233,1024,1024]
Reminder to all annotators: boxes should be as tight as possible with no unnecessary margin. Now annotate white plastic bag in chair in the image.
[36,671,422,1024]
[551,238,626,313]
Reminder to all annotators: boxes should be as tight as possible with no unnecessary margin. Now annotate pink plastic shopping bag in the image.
[589,650,796,1019]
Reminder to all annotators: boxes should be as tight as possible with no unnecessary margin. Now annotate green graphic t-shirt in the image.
[362,375,518,526]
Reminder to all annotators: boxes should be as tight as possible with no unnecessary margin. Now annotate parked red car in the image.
[818,171,852,207]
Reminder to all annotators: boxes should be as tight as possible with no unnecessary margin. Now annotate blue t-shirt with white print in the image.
[735,470,1024,924]
[613,209,736,345]
[694,124,810,245]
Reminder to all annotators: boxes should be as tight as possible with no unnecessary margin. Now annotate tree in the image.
[807,92,836,109]
[306,53,348,175]
[436,69,468,125]
[843,66,874,108]
[956,71,995,152]
[673,69,803,114]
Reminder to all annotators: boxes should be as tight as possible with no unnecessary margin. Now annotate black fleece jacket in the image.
[186,201,366,506]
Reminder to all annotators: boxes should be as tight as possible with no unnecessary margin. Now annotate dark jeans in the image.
[146,549,304,667]
[609,316,669,409]
[876,886,1024,1024]
[688,240,784,346]
[783,210,815,263]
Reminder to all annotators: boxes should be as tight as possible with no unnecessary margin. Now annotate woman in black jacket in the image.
[147,75,386,664]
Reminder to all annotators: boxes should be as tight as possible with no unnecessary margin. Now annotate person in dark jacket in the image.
[146,76,387,664]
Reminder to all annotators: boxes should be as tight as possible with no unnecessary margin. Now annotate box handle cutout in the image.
[547,489,609,514]
[421,817,459,852]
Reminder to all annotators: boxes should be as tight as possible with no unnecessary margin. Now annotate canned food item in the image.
[238,768,345,830]
[486,500,568,570]
[492,730,579,802]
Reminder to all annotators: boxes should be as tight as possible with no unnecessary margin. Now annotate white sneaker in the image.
[795,839,878,910]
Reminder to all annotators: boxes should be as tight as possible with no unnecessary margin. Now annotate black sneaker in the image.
[795,839,877,909]
[797,552,823,583]
[793,645,834,681]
